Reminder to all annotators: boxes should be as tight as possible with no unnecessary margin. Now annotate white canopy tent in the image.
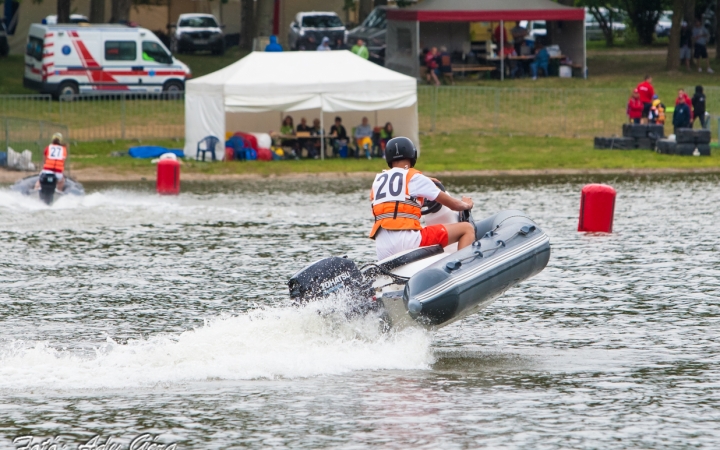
[184,51,419,159]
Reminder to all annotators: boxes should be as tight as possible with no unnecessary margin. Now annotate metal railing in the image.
[4,87,711,142]
[1,116,70,167]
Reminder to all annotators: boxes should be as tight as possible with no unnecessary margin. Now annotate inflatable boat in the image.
[289,200,551,330]
[11,174,85,205]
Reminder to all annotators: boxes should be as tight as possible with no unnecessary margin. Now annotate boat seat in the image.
[378,245,444,272]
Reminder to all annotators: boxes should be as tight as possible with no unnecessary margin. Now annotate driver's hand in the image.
[461,196,474,210]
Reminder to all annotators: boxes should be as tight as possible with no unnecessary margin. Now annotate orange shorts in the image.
[420,224,448,248]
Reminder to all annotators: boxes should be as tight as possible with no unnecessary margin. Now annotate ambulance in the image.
[24,24,191,98]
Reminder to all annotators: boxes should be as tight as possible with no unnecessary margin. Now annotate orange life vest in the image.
[43,144,67,173]
[369,167,424,239]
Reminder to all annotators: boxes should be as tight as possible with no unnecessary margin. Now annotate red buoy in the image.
[156,158,180,195]
[578,184,616,232]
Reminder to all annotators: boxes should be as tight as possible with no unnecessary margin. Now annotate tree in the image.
[374,0,388,6]
[57,0,70,23]
[577,0,623,46]
[620,0,663,45]
[716,0,720,61]
[359,0,373,23]
[240,0,255,50]
[667,0,685,69]
[89,0,105,23]
[255,0,274,38]
[110,0,132,23]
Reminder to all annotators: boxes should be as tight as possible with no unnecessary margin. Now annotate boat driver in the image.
[34,132,67,192]
[370,136,476,261]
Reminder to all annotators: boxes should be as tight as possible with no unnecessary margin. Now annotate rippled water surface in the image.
[1,175,719,449]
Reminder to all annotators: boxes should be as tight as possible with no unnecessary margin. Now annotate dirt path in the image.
[3,166,720,184]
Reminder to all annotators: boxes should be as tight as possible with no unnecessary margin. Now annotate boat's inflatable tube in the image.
[404,210,550,327]
[10,174,85,204]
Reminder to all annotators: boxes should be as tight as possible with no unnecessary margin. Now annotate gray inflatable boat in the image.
[11,174,85,205]
[289,208,550,330]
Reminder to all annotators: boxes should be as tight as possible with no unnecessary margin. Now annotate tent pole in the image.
[320,106,325,160]
[500,20,504,82]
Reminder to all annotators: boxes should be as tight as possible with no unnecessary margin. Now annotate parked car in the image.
[0,22,8,57]
[288,12,346,50]
[520,20,546,38]
[585,8,626,41]
[43,14,90,25]
[348,6,390,64]
[24,24,191,98]
[655,11,672,38]
[171,13,224,55]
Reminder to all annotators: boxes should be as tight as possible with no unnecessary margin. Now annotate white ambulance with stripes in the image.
[24,24,191,98]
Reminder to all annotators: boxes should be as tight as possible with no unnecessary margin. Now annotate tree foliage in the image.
[576,0,624,46]
[619,0,664,45]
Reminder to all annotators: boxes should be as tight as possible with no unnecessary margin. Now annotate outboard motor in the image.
[288,257,375,312]
[38,172,58,205]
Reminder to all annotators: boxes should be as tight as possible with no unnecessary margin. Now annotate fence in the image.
[0,116,70,167]
[2,87,717,142]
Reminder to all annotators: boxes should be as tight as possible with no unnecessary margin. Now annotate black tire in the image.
[636,138,653,149]
[675,143,696,156]
[656,139,675,154]
[163,80,184,93]
[675,128,695,144]
[608,137,635,150]
[630,124,648,138]
[594,137,608,149]
[647,124,665,139]
[697,144,711,156]
[57,81,79,100]
[694,129,711,145]
[622,123,632,137]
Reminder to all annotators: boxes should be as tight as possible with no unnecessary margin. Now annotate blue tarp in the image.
[128,146,185,159]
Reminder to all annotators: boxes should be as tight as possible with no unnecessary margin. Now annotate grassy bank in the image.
[60,133,720,179]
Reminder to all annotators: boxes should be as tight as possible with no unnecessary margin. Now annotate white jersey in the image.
[373,170,441,260]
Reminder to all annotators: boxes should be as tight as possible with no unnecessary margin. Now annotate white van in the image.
[24,24,191,98]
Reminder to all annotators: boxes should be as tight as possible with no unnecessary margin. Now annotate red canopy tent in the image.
[385,0,586,80]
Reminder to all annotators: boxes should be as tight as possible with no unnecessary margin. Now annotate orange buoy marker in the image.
[156,158,180,195]
[578,184,616,232]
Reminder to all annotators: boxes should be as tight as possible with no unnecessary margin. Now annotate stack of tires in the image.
[594,124,665,150]
[657,129,711,155]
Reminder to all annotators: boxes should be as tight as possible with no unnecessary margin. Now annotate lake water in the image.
[1,174,719,449]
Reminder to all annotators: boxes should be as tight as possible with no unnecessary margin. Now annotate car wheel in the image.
[212,42,225,55]
[58,81,79,100]
[163,80,184,93]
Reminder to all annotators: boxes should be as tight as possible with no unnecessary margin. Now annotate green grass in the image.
[65,133,720,177]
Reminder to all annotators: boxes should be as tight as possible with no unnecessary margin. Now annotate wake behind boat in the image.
[289,206,550,330]
[11,174,85,205]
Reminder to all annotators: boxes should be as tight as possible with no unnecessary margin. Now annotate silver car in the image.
[289,12,346,51]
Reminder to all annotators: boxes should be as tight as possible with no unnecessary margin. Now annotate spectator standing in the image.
[354,117,373,159]
[317,36,331,51]
[692,85,707,128]
[351,39,369,59]
[692,19,713,73]
[425,47,440,85]
[673,95,692,133]
[636,75,654,124]
[334,38,348,51]
[627,89,644,124]
[675,88,693,121]
[650,95,666,125]
[265,35,283,52]
[679,22,691,69]
[493,23,509,50]
[511,22,528,55]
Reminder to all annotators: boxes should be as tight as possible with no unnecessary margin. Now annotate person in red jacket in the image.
[636,75,654,124]
[627,89,644,124]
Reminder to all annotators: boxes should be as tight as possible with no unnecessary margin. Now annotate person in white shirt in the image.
[369,137,475,261]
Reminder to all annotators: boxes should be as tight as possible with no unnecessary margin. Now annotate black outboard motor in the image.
[288,257,375,313]
[38,172,58,205]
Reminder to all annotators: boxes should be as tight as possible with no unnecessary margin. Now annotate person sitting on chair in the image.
[34,132,67,192]
[329,116,348,157]
[530,41,549,80]
[354,117,374,159]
